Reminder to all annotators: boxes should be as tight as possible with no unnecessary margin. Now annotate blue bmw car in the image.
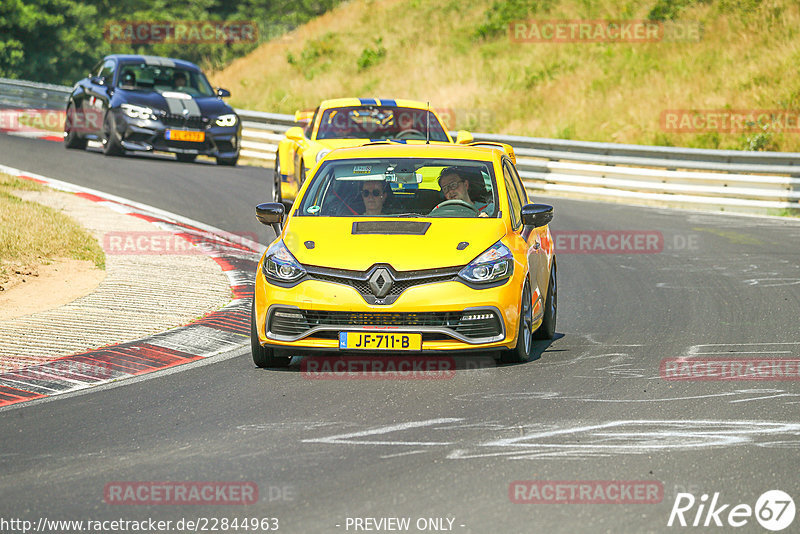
[64,54,241,165]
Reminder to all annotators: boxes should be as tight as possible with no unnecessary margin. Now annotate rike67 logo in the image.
[668,490,795,531]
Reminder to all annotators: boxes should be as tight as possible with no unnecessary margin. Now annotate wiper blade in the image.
[392,212,424,218]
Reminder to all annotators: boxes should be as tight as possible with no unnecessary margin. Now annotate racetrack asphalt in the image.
[1,132,799,533]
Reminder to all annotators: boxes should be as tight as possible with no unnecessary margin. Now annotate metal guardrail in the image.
[2,77,798,213]
[0,78,72,111]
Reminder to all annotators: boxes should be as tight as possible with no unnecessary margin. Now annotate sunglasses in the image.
[361,189,385,198]
[440,180,464,194]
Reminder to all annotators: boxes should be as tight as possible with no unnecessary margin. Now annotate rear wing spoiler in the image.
[468,141,516,165]
[294,110,314,124]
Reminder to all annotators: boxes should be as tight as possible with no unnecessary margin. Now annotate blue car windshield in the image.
[116,64,215,97]
[297,158,498,218]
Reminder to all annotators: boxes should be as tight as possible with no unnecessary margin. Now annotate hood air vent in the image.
[351,221,431,235]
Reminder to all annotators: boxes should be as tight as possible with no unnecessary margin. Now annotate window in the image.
[503,161,522,229]
[315,107,449,141]
[507,161,529,205]
[297,158,497,218]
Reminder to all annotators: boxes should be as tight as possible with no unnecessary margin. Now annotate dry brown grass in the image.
[210,0,800,152]
[0,173,105,287]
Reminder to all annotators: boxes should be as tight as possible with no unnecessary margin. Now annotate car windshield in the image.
[116,64,215,97]
[315,107,449,142]
[297,157,497,218]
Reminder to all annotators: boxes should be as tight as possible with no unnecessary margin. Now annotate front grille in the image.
[268,308,503,342]
[306,264,460,304]
[161,114,206,129]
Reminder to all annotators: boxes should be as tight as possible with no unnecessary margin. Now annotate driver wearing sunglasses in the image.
[360,181,391,215]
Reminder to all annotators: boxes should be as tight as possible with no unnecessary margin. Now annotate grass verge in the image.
[0,173,105,287]
[211,0,800,152]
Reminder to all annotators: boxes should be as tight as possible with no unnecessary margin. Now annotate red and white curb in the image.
[0,164,266,408]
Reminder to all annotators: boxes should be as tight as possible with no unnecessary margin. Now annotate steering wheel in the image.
[428,199,480,217]
[394,129,424,140]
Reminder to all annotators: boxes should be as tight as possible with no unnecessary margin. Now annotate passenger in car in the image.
[437,167,494,216]
[359,180,393,215]
[173,72,188,90]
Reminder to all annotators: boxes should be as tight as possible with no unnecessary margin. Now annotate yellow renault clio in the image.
[251,143,556,367]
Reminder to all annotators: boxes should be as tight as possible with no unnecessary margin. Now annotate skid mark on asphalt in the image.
[298,418,800,461]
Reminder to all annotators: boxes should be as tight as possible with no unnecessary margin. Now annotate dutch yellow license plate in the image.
[167,129,205,142]
[339,332,422,351]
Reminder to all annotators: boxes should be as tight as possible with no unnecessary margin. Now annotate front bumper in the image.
[253,262,532,353]
[112,110,241,158]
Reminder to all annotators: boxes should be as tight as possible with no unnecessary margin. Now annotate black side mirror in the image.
[256,203,285,225]
[521,204,554,228]
[90,76,106,86]
[217,87,231,98]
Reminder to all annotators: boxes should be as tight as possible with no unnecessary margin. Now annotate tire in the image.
[251,301,291,368]
[272,156,283,204]
[533,261,557,340]
[176,153,197,163]
[64,103,87,150]
[217,154,238,166]
[101,110,123,156]
[500,281,533,363]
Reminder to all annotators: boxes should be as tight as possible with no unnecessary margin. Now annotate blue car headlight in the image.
[262,240,306,282]
[215,114,238,127]
[459,242,514,284]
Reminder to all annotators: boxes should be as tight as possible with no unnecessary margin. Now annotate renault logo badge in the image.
[368,268,393,298]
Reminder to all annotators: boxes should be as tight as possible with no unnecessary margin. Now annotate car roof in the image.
[323,143,505,162]
[318,98,431,111]
[103,54,201,72]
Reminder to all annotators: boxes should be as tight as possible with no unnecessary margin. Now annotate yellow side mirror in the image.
[285,126,304,141]
[455,130,474,144]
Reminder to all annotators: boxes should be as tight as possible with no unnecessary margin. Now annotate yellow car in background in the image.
[252,143,557,367]
[272,98,474,204]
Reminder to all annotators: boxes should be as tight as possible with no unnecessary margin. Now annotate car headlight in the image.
[121,104,155,120]
[458,242,514,284]
[315,149,331,162]
[262,240,306,283]
[215,114,238,127]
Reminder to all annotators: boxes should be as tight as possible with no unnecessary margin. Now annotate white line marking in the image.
[379,450,427,459]
[302,418,463,446]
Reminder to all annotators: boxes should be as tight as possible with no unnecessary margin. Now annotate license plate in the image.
[339,332,422,351]
[166,129,204,142]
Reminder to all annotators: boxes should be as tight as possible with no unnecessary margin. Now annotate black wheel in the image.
[534,261,557,340]
[176,153,197,163]
[64,103,87,150]
[251,301,291,368]
[217,154,238,166]
[272,156,283,204]
[101,110,123,156]
[500,281,533,363]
